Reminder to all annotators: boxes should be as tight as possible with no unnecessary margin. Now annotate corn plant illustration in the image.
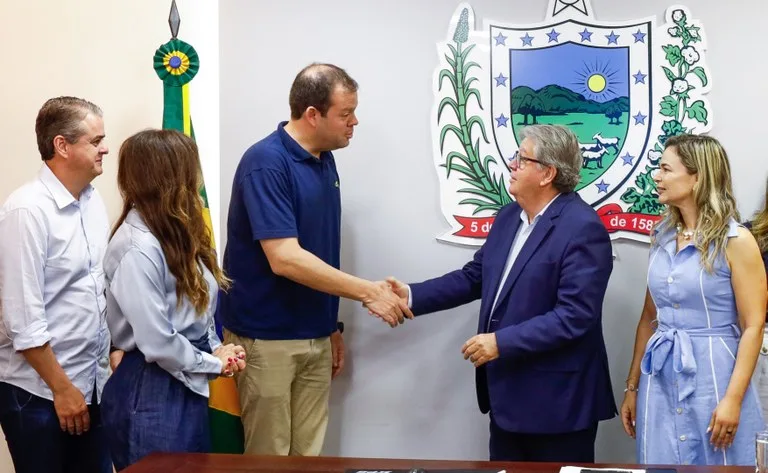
[621,8,707,215]
[438,9,512,215]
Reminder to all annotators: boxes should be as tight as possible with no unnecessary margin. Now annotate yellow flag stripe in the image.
[182,80,242,421]
[182,83,192,137]
[202,207,215,250]
[208,377,242,416]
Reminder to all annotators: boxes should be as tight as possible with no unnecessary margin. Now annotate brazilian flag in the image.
[153,37,244,454]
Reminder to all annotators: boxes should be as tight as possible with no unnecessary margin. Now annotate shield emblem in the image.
[490,19,652,206]
[432,2,712,245]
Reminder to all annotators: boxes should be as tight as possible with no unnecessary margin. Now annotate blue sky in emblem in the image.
[509,43,629,103]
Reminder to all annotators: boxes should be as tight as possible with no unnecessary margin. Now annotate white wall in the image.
[219,0,768,462]
[0,1,219,470]
[1,0,765,468]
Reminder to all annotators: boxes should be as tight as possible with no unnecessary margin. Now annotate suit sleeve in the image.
[494,219,613,359]
[409,244,485,316]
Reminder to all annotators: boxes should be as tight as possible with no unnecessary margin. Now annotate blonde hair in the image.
[750,177,768,254]
[656,134,739,272]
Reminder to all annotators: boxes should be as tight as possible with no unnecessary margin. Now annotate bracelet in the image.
[624,383,637,393]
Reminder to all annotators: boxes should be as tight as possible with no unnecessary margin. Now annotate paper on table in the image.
[560,467,645,473]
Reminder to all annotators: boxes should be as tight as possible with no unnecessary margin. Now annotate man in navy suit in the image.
[390,125,616,462]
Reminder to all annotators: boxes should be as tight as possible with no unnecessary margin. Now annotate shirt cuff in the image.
[407,285,413,309]
[199,351,223,375]
[12,320,51,351]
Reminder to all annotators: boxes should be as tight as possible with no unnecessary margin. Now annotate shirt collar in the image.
[38,164,93,209]
[652,217,741,253]
[277,121,333,162]
[124,208,150,232]
[520,193,561,225]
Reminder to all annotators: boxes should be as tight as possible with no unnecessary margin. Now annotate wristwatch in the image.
[336,321,344,334]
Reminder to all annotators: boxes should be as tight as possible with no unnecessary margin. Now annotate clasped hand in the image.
[362,278,413,327]
[213,343,246,377]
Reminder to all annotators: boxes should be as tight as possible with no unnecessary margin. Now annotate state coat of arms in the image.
[432,0,712,245]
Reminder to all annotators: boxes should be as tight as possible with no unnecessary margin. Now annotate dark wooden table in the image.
[122,453,755,473]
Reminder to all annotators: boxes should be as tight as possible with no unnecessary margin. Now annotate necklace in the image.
[676,223,695,240]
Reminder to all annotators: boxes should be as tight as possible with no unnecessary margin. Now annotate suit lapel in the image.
[479,209,523,328]
[489,193,574,318]
[490,217,554,317]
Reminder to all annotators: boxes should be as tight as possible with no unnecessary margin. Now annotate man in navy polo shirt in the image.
[220,63,412,456]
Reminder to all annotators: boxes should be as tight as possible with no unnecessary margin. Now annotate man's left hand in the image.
[462,333,499,367]
[331,330,345,379]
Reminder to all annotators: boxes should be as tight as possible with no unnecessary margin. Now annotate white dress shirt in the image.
[408,195,561,316]
[0,164,110,403]
[104,209,223,398]
[488,194,561,320]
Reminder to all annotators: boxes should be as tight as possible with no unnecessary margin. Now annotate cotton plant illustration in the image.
[622,8,709,215]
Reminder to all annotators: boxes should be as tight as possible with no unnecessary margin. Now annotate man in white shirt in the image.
[0,97,112,473]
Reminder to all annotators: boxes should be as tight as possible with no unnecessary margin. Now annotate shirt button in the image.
[680,435,687,441]
[667,276,674,283]
[673,303,680,309]
[676,408,683,414]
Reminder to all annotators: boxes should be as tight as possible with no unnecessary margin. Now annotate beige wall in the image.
[0,1,219,470]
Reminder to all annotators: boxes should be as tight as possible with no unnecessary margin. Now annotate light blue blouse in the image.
[104,209,223,397]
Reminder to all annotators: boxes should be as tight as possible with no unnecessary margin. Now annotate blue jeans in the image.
[102,348,211,471]
[0,382,112,473]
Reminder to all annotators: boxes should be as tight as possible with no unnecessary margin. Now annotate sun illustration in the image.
[574,60,619,101]
[587,74,606,93]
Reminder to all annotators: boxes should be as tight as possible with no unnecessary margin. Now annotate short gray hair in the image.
[520,125,582,192]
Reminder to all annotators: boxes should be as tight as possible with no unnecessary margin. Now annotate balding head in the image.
[289,63,358,119]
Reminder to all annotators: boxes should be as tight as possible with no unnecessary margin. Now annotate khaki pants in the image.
[224,329,332,456]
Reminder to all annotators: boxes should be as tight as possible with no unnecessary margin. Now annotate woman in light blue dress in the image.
[620,134,766,465]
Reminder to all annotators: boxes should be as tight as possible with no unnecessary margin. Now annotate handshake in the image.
[358,276,499,367]
[361,277,413,327]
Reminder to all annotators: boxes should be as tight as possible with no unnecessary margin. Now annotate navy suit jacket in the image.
[411,192,617,433]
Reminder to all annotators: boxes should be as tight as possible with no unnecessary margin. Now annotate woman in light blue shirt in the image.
[101,129,246,471]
